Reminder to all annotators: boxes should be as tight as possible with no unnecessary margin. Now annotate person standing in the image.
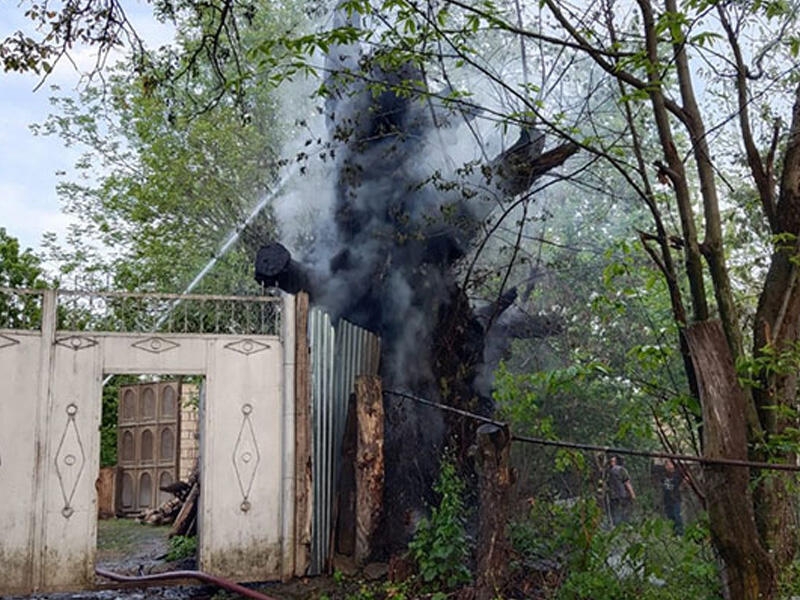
[606,455,636,525]
[661,459,685,535]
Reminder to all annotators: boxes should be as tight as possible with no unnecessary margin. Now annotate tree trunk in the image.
[686,321,776,600]
[750,82,800,569]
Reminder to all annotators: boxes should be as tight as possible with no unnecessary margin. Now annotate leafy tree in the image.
[0,228,46,288]
[35,0,305,294]
[0,228,49,328]
[521,4,800,597]
[2,0,253,107]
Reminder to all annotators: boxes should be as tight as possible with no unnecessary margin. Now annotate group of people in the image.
[605,455,686,535]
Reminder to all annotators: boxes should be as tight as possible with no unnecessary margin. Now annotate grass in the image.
[96,517,171,562]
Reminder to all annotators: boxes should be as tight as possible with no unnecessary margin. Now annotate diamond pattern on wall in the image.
[54,403,86,518]
[0,334,20,349]
[55,335,98,351]
[232,403,260,512]
[131,337,179,354]
[224,338,271,356]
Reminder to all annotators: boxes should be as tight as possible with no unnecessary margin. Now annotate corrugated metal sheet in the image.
[308,308,381,574]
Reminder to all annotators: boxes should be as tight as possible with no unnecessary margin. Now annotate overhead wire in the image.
[383,388,800,473]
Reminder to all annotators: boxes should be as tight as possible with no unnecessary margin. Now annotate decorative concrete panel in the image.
[42,333,102,590]
[201,336,286,581]
[0,331,41,593]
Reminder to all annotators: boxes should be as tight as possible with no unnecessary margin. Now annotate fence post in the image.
[354,375,384,566]
[293,292,312,576]
[475,423,513,600]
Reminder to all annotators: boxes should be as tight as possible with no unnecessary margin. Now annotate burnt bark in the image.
[686,321,776,600]
[262,21,579,561]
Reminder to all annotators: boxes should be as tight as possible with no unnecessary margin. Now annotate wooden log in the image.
[170,482,199,538]
[685,320,775,599]
[96,466,118,519]
[474,423,513,600]
[139,496,183,525]
[354,375,384,566]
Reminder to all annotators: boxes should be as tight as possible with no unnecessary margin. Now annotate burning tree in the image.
[255,4,577,557]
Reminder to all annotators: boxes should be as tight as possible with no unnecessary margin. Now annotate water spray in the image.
[151,163,299,330]
[101,164,298,386]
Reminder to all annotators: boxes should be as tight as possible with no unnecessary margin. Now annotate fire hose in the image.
[95,566,280,600]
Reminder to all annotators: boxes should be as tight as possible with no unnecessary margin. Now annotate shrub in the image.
[407,455,471,591]
[166,535,197,561]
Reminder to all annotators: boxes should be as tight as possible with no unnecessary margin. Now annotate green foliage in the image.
[408,456,471,591]
[318,570,411,600]
[510,499,720,600]
[775,555,800,596]
[493,360,629,446]
[166,535,198,561]
[737,341,800,389]
[0,228,49,328]
[99,381,119,467]
[36,0,302,295]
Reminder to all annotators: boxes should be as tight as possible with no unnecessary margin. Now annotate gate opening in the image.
[96,374,205,577]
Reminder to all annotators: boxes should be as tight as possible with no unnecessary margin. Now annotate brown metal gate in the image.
[117,381,181,514]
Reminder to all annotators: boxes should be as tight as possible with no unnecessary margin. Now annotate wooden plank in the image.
[95,466,118,519]
[354,375,384,565]
[474,423,512,600]
[293,291,313,576]
[170,482,199,538]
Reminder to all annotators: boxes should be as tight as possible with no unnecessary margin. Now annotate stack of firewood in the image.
[138,464,199,537]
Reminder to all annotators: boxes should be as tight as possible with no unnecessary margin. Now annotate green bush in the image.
[510,498,720,600]
[166,535,197,561]
[407,455,471,591]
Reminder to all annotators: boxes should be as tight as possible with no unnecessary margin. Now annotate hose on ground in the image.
[95,566,280,600]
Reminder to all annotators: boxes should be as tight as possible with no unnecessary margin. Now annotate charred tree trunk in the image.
[257,15,579,562]
[686,321,776,600]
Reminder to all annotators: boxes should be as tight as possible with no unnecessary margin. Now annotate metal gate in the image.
[0,287,299,594]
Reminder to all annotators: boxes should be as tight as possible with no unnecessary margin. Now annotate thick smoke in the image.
[279,7,527,393]
[267,1,576,555]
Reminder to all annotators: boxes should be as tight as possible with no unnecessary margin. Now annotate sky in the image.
[1,2,173,255]
[1,28,81,253]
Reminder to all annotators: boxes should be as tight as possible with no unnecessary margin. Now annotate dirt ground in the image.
[2,519,365,600]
